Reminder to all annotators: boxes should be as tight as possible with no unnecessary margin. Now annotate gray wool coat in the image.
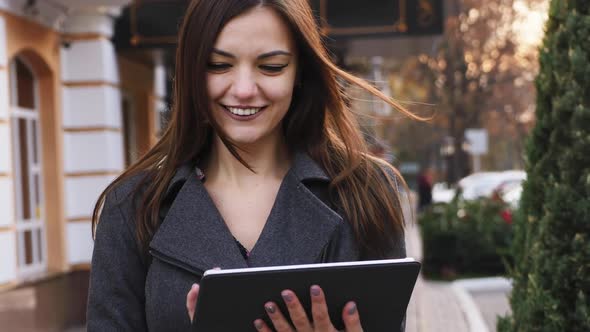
[86,153,406,331]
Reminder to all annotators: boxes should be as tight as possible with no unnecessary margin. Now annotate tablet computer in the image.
[192,258,421,332]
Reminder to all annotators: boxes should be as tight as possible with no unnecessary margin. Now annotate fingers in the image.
[253,319,274,332]
[186,283,200,322]
[281,290,313,331]
[255,287,358,332]
[310,285,332,330]
[342,301,363,332]
[187,267,217,323]
[263,302,294,332]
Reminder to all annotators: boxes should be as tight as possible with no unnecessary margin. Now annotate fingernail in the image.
[311,285,321,296]
[191,283,198,290]
[281,291,293,302]
[265,304,276,314]
[348,303,357,315]
[254,319,264,329]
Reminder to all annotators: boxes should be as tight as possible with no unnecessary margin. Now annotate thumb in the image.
[186,283,200,322]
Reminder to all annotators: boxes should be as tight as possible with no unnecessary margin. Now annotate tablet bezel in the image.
[203,257,416,276]
[192,258,420,331]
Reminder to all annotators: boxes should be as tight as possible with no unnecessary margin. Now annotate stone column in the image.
[0,14,17,285]
[59,5,127,267]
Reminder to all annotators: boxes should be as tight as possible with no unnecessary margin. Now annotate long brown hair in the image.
[93,0,424,258]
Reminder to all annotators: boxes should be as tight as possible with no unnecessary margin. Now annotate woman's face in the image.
[206,6,298,147]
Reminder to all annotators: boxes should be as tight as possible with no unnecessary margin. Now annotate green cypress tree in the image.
[498,0,590,331]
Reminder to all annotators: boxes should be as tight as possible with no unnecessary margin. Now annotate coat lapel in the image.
[248,152,344,267]
[149,152,343,274]
[149,170,248,273]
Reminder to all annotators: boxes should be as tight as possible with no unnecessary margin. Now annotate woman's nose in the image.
[231,70,258,100]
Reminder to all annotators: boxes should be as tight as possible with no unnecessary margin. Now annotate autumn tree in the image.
[383,0,545,181]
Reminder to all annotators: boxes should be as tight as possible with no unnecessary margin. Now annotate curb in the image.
[452,277,512,332]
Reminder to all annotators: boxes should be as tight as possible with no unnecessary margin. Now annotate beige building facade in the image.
[0,1,167,328]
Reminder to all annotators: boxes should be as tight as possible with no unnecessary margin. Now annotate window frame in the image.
[9,57,47,278]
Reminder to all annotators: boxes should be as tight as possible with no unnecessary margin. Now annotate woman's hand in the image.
[253,285,363,332]
[187,267,222,322]
[186,283,200,322]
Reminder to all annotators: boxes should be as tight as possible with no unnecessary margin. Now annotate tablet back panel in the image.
[192,260,420,332]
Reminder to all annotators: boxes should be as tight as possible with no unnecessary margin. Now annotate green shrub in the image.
[498,1,590,331]
[419,195,513,279]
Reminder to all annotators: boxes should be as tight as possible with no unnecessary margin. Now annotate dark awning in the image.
[113,0,443,50]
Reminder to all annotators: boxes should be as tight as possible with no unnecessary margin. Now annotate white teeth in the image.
[227,107,261,116]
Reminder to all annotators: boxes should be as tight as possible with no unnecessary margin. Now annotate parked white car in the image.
[459,170,526,201]
[430,170,526,205]
[501,183,523,209]
[432,182,456,203]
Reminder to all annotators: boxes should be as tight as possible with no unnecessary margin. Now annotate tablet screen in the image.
[192,258,420,331]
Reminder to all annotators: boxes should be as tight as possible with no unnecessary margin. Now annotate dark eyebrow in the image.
[257,50,292,59]
[211,49,292,59]
[212,48,235,58]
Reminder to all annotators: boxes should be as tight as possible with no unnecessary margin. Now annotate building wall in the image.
[0,4,162,289]
[0,1,163,328]
[0,9,66,286]
[0,12,15,286]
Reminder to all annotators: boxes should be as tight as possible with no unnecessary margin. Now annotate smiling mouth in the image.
[223,105,265,116]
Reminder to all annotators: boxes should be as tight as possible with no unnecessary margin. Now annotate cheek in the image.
[206,75,224,101]
[261,65,297,104]
[262,79,295,105]
[267,86,294,105]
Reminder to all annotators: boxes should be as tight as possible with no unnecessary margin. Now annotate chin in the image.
[220,125,282,148]
[225,133,265,146]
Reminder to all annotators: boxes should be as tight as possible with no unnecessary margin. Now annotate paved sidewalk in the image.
[402,192,470,332]
[402,191,513,332]
[404,223,470,332]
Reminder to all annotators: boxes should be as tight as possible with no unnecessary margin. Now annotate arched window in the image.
[9,57,46,277]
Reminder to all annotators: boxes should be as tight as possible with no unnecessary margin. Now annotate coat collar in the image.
[163,151,330,197]
[290,152,330,183]
[150,152,342,274]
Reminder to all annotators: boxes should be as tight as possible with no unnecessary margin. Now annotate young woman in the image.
[87,0,420,331]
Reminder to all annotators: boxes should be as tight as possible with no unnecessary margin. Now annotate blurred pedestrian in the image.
[417,168,433,211]
[87,0,421,331]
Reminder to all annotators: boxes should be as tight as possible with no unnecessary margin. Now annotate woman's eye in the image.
[259,64,288,73]
[207,63,231,71]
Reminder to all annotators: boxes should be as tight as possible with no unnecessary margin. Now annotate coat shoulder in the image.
[105,171,151,207]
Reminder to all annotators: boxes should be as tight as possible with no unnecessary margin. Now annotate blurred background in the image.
[0,0,548,331]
